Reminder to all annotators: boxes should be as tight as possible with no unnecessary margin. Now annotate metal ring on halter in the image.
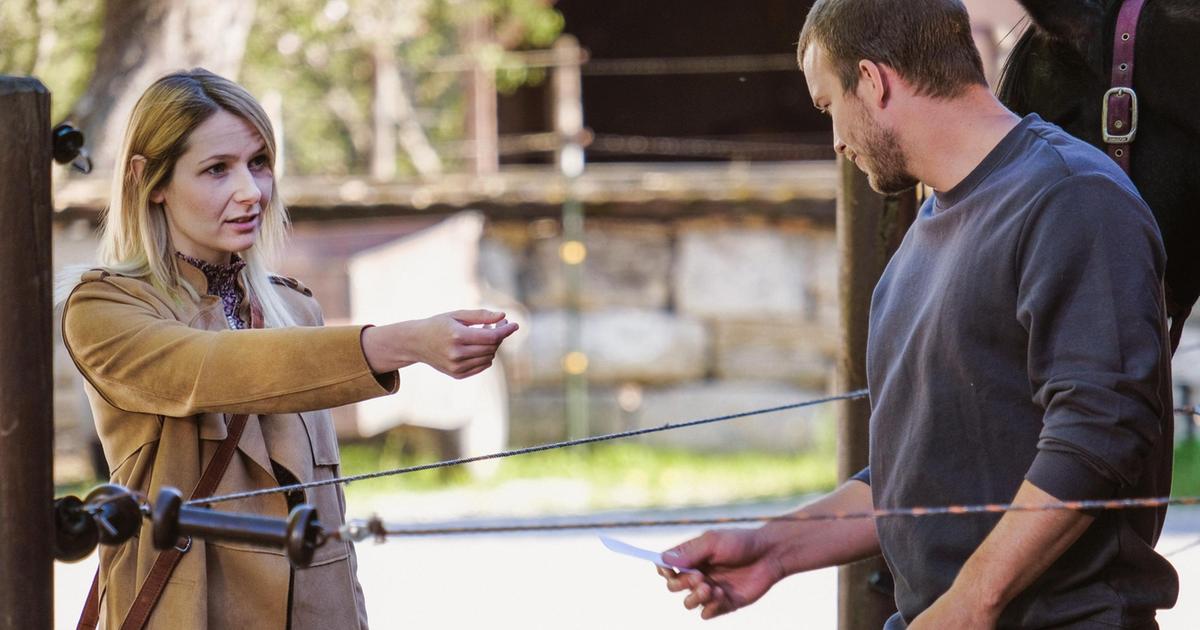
[174,536,192,553]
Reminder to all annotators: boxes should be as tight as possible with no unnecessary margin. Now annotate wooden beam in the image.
[463,10,498,175]
[0,75,54,629]
[835,157,916,629]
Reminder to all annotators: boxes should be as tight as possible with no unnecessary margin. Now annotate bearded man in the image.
[659,1,1177,627]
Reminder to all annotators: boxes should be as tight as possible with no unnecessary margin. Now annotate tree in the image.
[0,0,103,123]
[241,0,563,177]
[0,0,564,177]
[68,0,257,172]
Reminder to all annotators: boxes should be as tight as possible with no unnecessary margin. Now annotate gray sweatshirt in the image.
[861,114,1177,628]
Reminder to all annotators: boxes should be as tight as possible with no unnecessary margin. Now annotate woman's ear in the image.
[130,155,166,204]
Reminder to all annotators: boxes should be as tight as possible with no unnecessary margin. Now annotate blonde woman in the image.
[62,68,516,629]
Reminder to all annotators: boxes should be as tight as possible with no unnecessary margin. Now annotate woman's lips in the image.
[225,214,260,233]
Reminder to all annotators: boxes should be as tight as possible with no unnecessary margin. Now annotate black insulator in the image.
[152,487,324,568]
[83,484,143,546]
[286,504,321,567]
[52,495,98,562]
[53,484,142,561]
[51,123,84,165]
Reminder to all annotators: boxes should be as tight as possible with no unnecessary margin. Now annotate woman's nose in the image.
[232,166,262,206]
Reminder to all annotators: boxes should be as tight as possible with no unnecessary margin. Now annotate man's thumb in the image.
[662,537,710,569]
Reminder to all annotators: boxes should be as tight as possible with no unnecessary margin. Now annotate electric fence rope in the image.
[336,496,1200,541]
[191,389,870,507]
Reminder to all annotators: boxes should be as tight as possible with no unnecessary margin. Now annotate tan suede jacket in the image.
[63,263,398,629]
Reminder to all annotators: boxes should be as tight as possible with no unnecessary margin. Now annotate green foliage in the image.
[0,0,103,122]
[0,1,39,75]
[240,0,564,176]
[1,0,562,175]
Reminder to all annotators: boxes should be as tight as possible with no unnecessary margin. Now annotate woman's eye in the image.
[249,155,269,170]
[205,163,227,175]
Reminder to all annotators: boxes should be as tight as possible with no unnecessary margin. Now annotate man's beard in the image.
[857,117,918,195]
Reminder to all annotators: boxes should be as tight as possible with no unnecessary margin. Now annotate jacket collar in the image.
[176,256,212,295]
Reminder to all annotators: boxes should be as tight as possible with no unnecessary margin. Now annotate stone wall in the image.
[481,215,840,452]
[48,210,842,481]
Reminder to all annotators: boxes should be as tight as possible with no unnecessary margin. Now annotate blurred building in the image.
[56,0,1199,481]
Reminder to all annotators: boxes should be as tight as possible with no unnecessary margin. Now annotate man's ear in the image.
[1017,0,1107,61]
[130,155,166,204]
[857,59,890,108]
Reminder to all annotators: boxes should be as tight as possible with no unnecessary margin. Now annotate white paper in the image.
[599,535,701,574]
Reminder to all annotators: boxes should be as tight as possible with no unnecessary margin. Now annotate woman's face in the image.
[151,109,273,265]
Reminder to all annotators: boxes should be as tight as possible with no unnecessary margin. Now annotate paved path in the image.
[53,502,1200,628]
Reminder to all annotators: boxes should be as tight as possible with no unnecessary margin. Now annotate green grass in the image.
[1173,440,1200,497]
[337,441,840,511]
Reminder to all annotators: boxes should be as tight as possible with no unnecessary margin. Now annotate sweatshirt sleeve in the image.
[850,466,871,486]
[63,277,399,417]
[1016,173,1170,501]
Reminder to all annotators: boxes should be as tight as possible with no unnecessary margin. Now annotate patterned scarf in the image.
[176,252,248,329]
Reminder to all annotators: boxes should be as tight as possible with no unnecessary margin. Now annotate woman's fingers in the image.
[453,361,493,380]
[449,309,506,326]
[448,344,503,362]
[448,357,493,378]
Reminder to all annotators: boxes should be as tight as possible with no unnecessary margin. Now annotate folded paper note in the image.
[599,535,701,574]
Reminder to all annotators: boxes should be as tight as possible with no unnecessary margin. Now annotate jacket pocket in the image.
[298,410,340,466]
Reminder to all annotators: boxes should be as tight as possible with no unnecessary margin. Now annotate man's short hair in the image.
[798,0,987,99]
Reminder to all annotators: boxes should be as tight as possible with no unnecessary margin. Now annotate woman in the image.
[61,68,517,629]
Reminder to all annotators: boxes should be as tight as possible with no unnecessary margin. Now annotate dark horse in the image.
[998,0,1200,351]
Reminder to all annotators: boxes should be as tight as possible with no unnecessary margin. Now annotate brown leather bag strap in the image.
[80,296,265,630]
[76,570,100,629]
[76,413,250,630]
[117,412,249,630]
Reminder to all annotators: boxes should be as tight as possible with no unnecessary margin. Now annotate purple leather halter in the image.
[1102,0,1193,350]
[1104,0,1149,174]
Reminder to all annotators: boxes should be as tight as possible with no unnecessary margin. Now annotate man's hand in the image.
[657,528,783,620]
[361,309,518,377]
[656,480,880,620]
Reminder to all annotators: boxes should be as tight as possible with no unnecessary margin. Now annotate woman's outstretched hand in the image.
[361,309,519,378]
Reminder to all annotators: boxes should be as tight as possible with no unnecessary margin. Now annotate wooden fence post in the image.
[835,157,916,630]
[0,75,55,630]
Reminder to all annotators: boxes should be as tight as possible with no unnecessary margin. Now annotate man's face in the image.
[802,45,917,194]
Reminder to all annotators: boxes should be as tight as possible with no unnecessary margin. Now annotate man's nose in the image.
[833,130,847,155]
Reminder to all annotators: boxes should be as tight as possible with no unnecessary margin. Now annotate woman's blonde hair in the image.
[74,68,297,327]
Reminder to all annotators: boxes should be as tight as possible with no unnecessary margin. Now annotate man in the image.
[658,0,1177,627]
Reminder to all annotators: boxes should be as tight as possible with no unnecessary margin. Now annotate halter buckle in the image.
[1102,87,1139,144]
